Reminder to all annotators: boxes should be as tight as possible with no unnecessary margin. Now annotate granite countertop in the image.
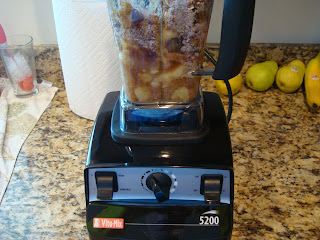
[0,44,319,240]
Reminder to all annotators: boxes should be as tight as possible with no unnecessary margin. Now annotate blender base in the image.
[85,91,234,240]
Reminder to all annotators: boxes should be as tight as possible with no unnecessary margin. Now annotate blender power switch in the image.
[200,175,223,203]
[95,172,118,200]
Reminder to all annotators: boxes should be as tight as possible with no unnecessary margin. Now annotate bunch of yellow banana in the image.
[305,53,320,109]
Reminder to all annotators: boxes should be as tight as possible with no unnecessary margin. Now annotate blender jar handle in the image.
[212,0,256,80]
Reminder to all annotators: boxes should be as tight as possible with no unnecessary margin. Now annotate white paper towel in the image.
[52,0,121,120]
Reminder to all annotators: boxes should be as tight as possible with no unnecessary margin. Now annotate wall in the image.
[0,0,319,45]
[209,0,320,44]
[0,0,57,44]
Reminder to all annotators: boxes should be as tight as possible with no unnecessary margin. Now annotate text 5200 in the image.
[199,216,219,226]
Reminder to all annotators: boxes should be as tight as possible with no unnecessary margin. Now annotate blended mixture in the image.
[108,0,213,103]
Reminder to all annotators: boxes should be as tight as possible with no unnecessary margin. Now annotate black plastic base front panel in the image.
[87,202,232,240]
[85,91,234,240]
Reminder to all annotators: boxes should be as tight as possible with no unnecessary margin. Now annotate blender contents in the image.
[108,0,213,103]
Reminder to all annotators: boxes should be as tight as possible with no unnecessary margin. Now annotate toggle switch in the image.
[95,172,118,200]
[200,175,223,203]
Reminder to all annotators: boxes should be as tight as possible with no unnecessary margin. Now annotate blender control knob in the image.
[146,173,172,203]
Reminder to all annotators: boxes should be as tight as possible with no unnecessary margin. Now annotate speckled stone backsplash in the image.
[0,44,319,239]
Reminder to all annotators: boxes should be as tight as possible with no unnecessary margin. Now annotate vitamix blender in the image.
[85,0,255,239]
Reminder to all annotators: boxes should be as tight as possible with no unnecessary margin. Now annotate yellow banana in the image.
[305,53,320,109]
[214,74,242,96]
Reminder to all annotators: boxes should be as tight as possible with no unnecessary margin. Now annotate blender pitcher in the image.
[107,0,255,140]
[108,0,213,104]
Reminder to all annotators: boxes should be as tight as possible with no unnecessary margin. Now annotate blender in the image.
[85,0,255,239]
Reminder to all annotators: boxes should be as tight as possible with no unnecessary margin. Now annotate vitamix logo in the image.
[93,218,124,229]
[199,210,219,226]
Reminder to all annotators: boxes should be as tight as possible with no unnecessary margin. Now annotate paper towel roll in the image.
[52,0,121,120]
